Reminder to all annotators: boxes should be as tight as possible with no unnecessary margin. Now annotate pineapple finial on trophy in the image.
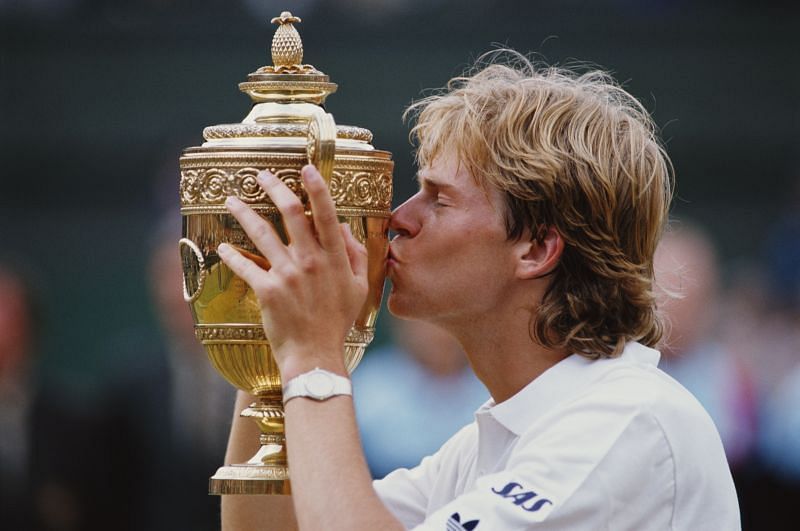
[270,11,303,68]
[245,10,334,103]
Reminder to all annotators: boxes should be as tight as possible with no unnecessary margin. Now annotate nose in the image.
[389,193,422,239]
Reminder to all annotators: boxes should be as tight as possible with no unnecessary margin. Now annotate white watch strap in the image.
[283,367,352,404]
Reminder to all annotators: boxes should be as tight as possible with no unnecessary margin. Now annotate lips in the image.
[386,244,399,274]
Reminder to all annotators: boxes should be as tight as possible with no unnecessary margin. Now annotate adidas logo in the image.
[446,512,479,531]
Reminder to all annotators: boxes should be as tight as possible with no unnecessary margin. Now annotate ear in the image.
[514,226,564,280]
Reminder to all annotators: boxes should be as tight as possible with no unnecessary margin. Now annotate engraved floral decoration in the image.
[275,168,307,204]
[329,171,393,209]
[376,172,392,206]
[181,167,305,205]
[182,166,391,209]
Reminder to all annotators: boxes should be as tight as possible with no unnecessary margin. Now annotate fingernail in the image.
[225,196,239,208]
[217,243,230,254]
[257,170,274,182]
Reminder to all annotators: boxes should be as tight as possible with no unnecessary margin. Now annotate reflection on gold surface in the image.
[200,271,261,324]
[178,11,393,496]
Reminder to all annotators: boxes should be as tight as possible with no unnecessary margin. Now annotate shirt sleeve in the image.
[374,424,475,529]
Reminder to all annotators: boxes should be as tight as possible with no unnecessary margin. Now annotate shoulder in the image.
[568,347,721,433]
[592,356,724,449]
[510,354,739,528]
[525,354,727,477]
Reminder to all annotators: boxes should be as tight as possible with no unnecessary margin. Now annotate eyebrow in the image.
[416,174,455,190]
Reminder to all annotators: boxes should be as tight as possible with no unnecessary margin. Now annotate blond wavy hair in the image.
[405,51,673,359]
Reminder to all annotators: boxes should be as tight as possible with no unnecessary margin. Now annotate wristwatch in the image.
[282,367,352,404]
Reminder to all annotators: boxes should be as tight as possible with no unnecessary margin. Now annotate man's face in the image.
[387,151,519,324]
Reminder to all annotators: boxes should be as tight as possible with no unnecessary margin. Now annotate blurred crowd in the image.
[0,219,235,531]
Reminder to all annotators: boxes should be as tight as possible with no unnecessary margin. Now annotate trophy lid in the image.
[238,11,338,105]
[197,11,375,153]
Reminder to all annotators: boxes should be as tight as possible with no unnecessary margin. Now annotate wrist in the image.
[277,345,348,382]
[282,367,353,405]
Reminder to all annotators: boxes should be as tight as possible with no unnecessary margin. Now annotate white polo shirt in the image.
[374,342,740,530]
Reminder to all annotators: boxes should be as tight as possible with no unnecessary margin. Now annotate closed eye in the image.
[432,193,452,208]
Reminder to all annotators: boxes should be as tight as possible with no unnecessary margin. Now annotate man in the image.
[218,54,740,530]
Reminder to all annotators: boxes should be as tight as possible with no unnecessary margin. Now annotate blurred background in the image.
[1,0,798,529]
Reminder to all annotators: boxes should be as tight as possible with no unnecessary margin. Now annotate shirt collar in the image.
[477,341,661,436]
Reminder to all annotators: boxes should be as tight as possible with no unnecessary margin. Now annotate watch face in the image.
[306,370,335,399]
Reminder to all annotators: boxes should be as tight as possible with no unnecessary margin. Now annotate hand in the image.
[217,165,369,380]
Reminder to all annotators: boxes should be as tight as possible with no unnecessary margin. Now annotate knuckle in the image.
[298,255,318,273]
[251,222,271,241]
[315,209,338,226]
[281,200,304,217]
[281,267,301,287]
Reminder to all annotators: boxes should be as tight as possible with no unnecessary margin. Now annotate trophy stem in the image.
[209,395,291,495]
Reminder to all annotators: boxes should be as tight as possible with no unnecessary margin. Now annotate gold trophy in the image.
[178,11,393,495]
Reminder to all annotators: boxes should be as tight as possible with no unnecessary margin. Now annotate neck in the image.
[436,302,570,404]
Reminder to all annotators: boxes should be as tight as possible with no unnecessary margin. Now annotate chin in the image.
[386,291,405,317]
[387,289,437,322]
[387,289,416,320]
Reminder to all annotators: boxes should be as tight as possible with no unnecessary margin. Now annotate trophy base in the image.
[209,464,291,495]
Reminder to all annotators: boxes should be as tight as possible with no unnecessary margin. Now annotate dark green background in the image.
[1,0,798,383]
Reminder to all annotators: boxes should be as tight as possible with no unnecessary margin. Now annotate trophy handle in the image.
[306,112,336,183]
[179,237,207,303]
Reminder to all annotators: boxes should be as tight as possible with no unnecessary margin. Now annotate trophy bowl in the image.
[178,11,393,495]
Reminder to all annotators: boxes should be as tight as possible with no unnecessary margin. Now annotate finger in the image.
[217,243,268,290]
[225,196,288,265]
[340,223,368,281]
[256,171,315,250]
[302,165,347,257]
